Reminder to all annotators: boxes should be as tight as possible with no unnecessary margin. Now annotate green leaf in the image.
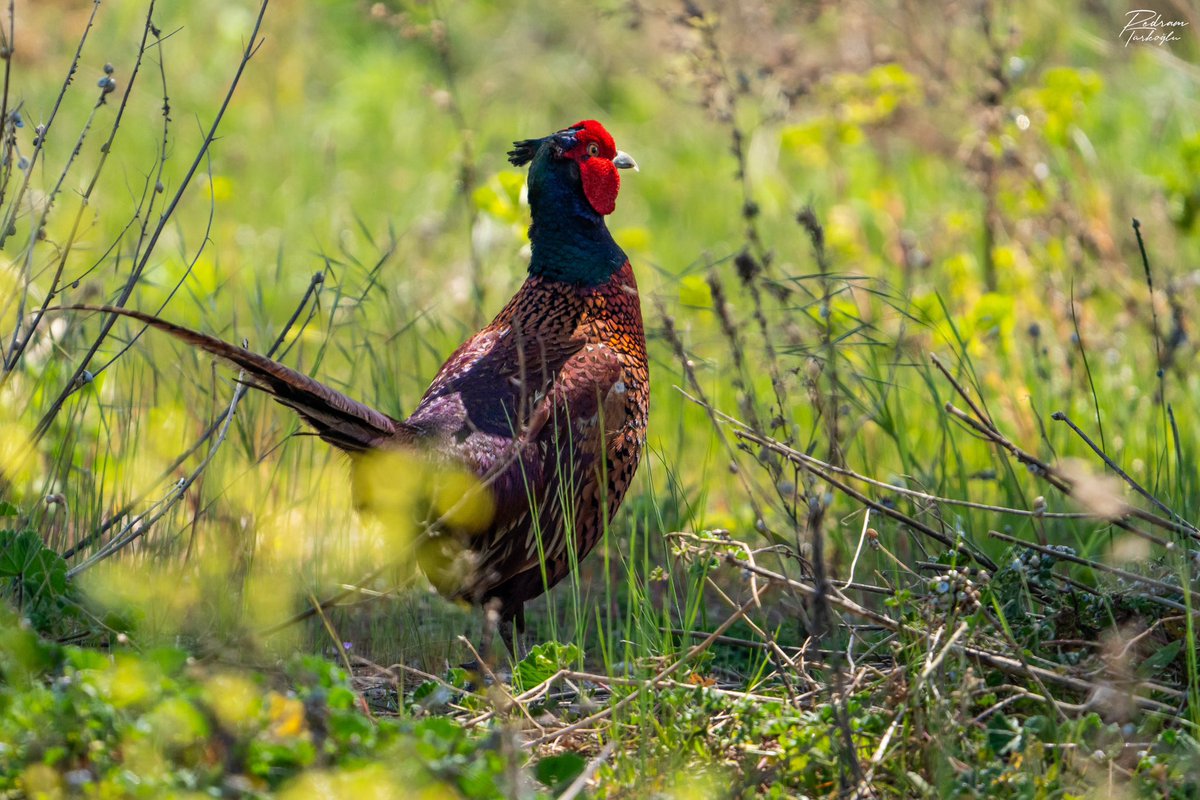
[412,680,441,703]
[1022,714,1051,739]
[327,684,357,710]
[1138,640,1183,677]
[0,529,68,596]
[147,647,190,675]
[0,614,59,680]
[986,714,1021,756]
[0,501,17,516]
[513,641,581,692]
[328,706,372,741]
[0,529,41,577]
[64,646,108,671]
[534,752,586,790]
[413,716,464,755]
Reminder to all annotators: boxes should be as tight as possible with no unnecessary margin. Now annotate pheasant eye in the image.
[587,142,600,157]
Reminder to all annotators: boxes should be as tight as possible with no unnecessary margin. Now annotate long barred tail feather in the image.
[60,305,406,453]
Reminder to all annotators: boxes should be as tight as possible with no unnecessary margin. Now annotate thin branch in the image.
[31,0,272,441]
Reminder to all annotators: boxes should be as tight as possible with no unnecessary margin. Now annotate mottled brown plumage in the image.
[66,120,647,644]
[410,261,648,626]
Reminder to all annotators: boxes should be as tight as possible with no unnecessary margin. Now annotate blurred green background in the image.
[3,0,1200,795]
[4,0,1200,653]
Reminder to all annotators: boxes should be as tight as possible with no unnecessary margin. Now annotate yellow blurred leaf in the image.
[614,225,650,254]
[0,421,37,486]
[354,450,494,537]
[18,763,62,800]
[429,468,495,535]
[678,275,712,308]
[279,764,429,800]
[206,174,234,203]
[145,696,210,749]
[203,672,263,733]
[267,691,309,739]
[106,655,159,709]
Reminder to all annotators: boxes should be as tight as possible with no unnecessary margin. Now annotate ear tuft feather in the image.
[507,138,542,167]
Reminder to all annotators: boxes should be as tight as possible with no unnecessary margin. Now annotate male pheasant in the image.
[72,120,648,649]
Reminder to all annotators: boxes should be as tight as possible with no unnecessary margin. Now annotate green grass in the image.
[2,0,1200,796]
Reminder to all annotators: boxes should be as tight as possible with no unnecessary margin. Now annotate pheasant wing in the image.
[470,342,627,595]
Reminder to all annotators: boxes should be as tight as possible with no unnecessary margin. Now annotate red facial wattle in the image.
[579,157,620,216]
[563,119,629,217]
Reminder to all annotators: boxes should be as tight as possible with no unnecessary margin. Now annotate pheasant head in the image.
[507,120,638,286]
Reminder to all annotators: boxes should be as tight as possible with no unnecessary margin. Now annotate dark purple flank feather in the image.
[68,120,648,635]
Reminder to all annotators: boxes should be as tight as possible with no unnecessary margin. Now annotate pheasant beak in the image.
[613,151,639,172]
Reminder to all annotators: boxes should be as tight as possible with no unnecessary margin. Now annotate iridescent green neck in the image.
[525,147,627,287]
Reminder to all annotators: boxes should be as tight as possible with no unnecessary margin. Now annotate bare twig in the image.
[1052,410,1195,532]
[31,0,272,441]
[988,530,1185,598]
[530,587,765,747]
